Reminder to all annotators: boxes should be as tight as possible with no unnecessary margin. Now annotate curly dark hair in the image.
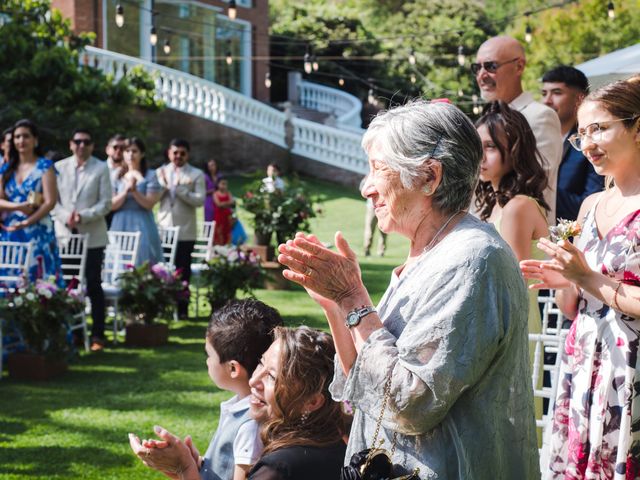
[261,326,346,455]
[474,101,549,221]
[3,119,45,192]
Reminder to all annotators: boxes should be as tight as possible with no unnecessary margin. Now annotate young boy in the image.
[129,299,283,480]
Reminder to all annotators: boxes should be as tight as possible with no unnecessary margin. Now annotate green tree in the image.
[0,0,162,154]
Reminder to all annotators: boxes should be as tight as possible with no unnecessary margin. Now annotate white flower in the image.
[14,297,23,307]
[42,289,53,299]
[18,288,26,294]
[25,292,35,301]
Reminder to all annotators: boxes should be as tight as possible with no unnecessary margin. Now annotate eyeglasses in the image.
[568,116,639,151]
[72,139,93,146]
[470,57,520,75]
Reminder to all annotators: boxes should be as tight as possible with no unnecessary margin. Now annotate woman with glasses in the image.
[0,119,63,285]
[521,77,640,479]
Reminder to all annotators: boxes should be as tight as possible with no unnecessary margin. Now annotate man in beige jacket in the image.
[156,138,205,318]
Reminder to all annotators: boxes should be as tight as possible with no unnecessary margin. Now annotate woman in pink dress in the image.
[521,77,640,479]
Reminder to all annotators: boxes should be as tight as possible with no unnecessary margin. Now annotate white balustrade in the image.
[291,117,367,174]
[299,80,362,129]
[81,47,288,148]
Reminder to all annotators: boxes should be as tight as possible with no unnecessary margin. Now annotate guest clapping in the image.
[278,100,539,478]
[521,77,640,478]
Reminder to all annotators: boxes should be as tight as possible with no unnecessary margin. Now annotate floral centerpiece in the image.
[0,277,84,359]
[242,179,322,246]
[119,262,189,325]
[200,246,265,310]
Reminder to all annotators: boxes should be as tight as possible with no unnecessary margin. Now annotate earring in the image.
[300,410,310,424]
[423,184,433,196]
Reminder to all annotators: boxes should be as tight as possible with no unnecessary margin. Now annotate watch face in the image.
[346,311,360,327]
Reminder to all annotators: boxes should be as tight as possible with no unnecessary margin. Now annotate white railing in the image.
[81,47,288,148]
[299,80,362,129]
[291,117,367,174]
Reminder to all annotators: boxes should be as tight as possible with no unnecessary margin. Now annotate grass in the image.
[0,174,408,479]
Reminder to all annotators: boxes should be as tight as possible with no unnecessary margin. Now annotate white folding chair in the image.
[57,234,90,352]
[530,289,570,466]
[102,231,141,343]
[0,241,33,378]
[158,226,180,266]
[190,221,215,318]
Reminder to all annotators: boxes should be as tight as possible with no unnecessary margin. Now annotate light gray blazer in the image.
[53,155,112,248]
[156,162,205,242]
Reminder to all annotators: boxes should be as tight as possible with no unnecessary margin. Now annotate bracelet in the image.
[613,282,623,311]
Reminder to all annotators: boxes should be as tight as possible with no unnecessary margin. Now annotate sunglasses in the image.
[72,139,93,146]
[470,57,520,75]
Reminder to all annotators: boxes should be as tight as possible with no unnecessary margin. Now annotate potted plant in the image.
[199,246,265,310]
[242,179,322,255]
[0,277,84,380]
[118,262,189,347]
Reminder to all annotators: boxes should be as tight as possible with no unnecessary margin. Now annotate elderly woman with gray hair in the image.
[278,100,539,479]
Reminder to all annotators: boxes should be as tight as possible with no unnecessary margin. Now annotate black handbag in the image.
[340,378,421,480]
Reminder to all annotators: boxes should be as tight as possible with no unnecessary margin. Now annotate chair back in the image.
[192,221,215,264]
[158,226,180,266]
[57,234,89,289]
[103,231,141,284]
[0,241,32,289]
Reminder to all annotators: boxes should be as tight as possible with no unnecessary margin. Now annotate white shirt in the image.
[218,395,263,466]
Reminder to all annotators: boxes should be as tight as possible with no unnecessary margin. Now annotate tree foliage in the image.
[0,0,162,154]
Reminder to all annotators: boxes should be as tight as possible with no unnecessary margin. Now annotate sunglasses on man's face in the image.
[72,139,93,146]
[470,57,520,75]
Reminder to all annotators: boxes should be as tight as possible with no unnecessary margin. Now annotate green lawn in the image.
[0,175,408,479]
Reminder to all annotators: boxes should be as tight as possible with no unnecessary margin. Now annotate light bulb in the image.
[226,52,233,65]
[163,39,171,55]
[608,1,615,19]
[473,105,480,115]
[303,53,312,74]
[525,24,532,43]
[265,73,271,88]
[458,88,464,97]
[367,89,375,104]
[472,94,478,103]
[410,74,416,84]
[228,0,237,20]
[115,4,124,28]
[150,27,157,46]
[457,45,465,67]
[312,58,319,72]
[409,50,416,65]
[338,77,345,86]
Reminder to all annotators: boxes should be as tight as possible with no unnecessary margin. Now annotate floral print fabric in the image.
[546,200,640,479]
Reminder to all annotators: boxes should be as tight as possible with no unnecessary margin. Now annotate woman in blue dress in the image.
[0,119,63,285]
[110,137,163,266]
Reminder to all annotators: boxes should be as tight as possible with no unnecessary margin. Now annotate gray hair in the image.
[361,99,482,214]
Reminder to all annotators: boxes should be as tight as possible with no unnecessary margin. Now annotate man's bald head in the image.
[475,36,526,103]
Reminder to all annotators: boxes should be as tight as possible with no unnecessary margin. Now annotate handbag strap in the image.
[371,376,398,457]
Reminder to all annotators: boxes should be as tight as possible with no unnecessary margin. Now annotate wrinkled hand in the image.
[277,231,366,309]
[128,426,197,478]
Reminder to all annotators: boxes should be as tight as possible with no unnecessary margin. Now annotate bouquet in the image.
[119,262,189,324]
[0,277,84,358]
[549,218,582,243]
[200,246,265,309]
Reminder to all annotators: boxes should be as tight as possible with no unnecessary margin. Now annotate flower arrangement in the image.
[242,179,322,246]
[0,277,84,358]
[200,246,265,309]
[550,218,583,243]
[119,262,189,325]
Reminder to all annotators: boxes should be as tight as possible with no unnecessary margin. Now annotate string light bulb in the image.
[115,4,124,28]
[228,0,237,20]
[367,89,375,104]
[226,52,233,65]
[457,45,465,67]
[410,74,416,84]
[524,16,532,43]
[163,39,171,55]
[607,1,615,19]
[409,49,416,66]
[338,77,345,86]
[150,27,157,46]
[312,55,319,72]
[265,72,271,88]
[303,52,312,74]
[458,87,464,97]
[472,94,479,115]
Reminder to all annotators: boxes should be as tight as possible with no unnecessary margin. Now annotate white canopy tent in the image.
[576,43,640,89]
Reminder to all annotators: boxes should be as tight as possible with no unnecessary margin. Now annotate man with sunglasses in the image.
[54,128,112,351]
[541,66,604,222]
[474,36,562,224]
[105,133,127,228]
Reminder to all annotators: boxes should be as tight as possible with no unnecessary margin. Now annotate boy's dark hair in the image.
[542,66,589,94]
[169,138,190,152]
[71,127,93,140]
[206,299,283,375]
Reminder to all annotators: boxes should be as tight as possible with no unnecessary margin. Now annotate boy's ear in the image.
[228,360,248,380]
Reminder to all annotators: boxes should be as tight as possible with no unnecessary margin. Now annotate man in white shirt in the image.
[474,36,563,224]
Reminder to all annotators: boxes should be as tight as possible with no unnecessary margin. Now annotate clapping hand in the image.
[128,426,199,479]
[520,237,591,289]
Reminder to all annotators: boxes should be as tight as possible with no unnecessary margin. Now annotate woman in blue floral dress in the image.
[0,119,63,285]
[522,77,640,479]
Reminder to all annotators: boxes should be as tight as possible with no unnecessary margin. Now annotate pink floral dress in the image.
[547,198,640,480]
